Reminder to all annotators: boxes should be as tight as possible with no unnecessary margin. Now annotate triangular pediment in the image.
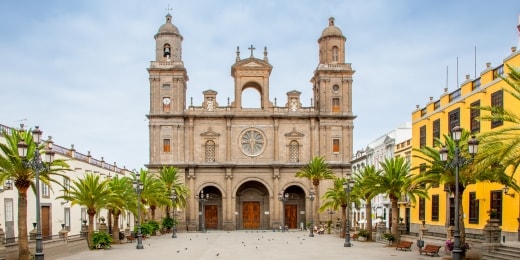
[285,127,304,137]
[200,127,220,137]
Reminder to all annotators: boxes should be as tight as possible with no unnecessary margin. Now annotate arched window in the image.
[163,44,171,57]
[332,46,339,62]
[289,140,299,162]
[205,140,215,162]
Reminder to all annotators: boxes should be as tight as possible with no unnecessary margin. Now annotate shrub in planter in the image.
[92,231,113,249]
[134,223,154,236]
[383,233,395,244]
[147,220,160,235]
[357,229,370,240]
[162,217,175,231]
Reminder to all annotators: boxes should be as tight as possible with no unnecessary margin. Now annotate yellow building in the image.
[411,47,520,242]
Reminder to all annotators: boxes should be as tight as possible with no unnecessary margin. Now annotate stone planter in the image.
[358,236,367,242]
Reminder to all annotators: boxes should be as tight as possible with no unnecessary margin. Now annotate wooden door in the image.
[242,202,260,229]
[205,205,218,229]
[285,205,298,229]
[41,206,51,240]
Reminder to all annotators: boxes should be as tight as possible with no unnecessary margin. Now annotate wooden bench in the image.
[419,244,441,257]
[395,240,413,251]
[351,233,359,240]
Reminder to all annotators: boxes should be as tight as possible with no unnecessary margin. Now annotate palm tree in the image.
[138,169,169,221]
[320,177,349,238]
[372,157,428,238]
[352,165,381,241]
[0,127,69,260]
[477,65,520,182]
[106,175,135,243]
[295,156,335,222]
[59,173,110,249]
[158,166,189,219]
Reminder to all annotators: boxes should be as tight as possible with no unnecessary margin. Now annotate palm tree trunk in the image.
[151,205,156,220]
[112,212,121,244]
[313,183,320,224]
[17,187,30,260]
[391,197,399,237]
[87,210,96,249]
[366,201,373,241]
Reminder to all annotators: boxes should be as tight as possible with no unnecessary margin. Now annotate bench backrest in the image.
[424,245,440,251]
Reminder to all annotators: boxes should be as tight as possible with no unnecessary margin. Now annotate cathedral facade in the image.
[147,14,356,231]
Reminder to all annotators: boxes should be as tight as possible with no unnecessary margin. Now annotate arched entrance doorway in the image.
[199,186,223,230]
[282,185,307,230]
[236,181,270,230]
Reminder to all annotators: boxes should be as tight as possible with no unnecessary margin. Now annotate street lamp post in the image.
[278,191,289,232]
[439,126,479,260]
[18,126,55,260]
[308,189,315,237]
[327,209,335,234]
[343,178,354,247]
[170,190,177,238]
[132,170,144,249]
[198,190,209,233]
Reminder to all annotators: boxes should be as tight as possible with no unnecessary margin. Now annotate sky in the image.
[0,0,519,171]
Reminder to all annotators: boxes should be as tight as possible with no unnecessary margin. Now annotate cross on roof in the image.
[248,44,255,57]
[165,4,173,14]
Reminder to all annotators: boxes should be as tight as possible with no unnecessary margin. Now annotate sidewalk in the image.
[56,230,440,260]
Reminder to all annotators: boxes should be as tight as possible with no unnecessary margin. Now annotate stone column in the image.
[481,218,502,253]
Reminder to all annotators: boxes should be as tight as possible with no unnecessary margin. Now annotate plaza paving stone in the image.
[57,230,441,260]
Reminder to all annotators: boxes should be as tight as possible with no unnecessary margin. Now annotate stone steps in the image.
[482,245,520,260]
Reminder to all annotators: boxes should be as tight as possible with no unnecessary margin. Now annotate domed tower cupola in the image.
[154,13,183,62]
[318,17,346,64]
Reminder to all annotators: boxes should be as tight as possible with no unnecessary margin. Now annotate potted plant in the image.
[162,217,175,232]
[487,209,498,219]
[92,231,113,249]
[357,229,369,241]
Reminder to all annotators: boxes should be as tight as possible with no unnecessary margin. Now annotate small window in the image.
[42,183,50,198]
[472,78,481,90]
[491,90,504,128]
[470,100,480,134]
[493,65,504,80]
[332,98,340,112]
[63,177,71,197]
[419,125,426,148]
[64,208,71,231]
[205,140,215,162]
[332,85,339,93]
[289,140,299,162]
[431,195,439,221]
[332,139,340,153]
[448,108,460,133]
[163,139,171,153]
[432,119,440,146]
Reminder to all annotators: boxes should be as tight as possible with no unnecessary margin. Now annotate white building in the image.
[351,122,411,230]
[0,123,134,243]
